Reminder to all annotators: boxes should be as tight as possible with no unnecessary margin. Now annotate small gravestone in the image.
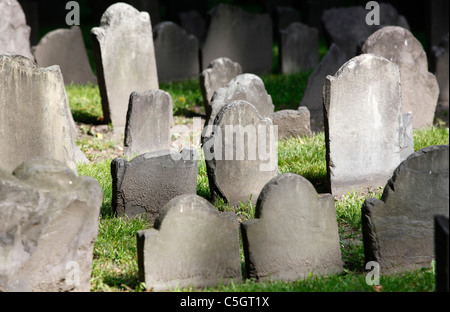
[362,26,439,129]
[32,26,96,85]
[112,148,198,223]
[433,33,449,109]
[203,100,278,206]
[241,173,343,282]
[272,107,312,138]
[200,57,242,118]
[324,53,413,196]
[0,0,34,60]
[137,194,242,291]
[153,21,199,83]
[362,145,449,274]
[123,90,173,158]
[201,3,273,74]
[179,10,205,42]
[91,2,159,129]
[0,158,102,292]
[435,215,449,292]
[279,22,319,74]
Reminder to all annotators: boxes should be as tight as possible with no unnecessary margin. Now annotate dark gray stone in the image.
[362,145,449,275]
[179,10,206,42]
[274,6,301,33]
[433,33,449,109]
[128,0,160,27]
[272,107,312,138]
[137,194,242,291]
[435,215,449,292]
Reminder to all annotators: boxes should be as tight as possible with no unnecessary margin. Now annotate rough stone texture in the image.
[435,215,449,292]
[203,100,278,206]
[324,53,414,196]
[112,148,198,223]
[362,26,439,129]
[272,107,312,139]
[362,145,449,274]
[137,194,242,291]
[201,3,273,74]
[279,22,319,74]
[0,53,79,173]
[299,43,348,132]
[0,158,102,292]
[153,21,199,83]
[179,10,205,42]
[32,26,96,85]
[91,2,159,129]
[123,90,173,158]
[0,0,34,60]
[241,173,343,282]
[433,33,449,109]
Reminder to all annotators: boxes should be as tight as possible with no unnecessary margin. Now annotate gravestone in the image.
[362,26,439,129]
[324,53,414,196]
[179,10,205,42]
[272,107,312,138]
[32,26,96,85]
[279,22,319,74]
[0,0,34,60]
[17,0,39,46]
[137,194,242,291]
[0,53,79,173]
[435,215,449,292]
[91,2,159,129]
[153,21,199,83]
[241,173,343,282]
[112,148,198,223]
[203,100,278,206]
[200,57,242,118]
[433,33,449,109]
[201,3,273,74]
[123,90,173,158]
[362,145,449,274]
[0,158,102,292]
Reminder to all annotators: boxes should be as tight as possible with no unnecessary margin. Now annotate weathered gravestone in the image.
[112,148,198,223]
[0,53,79,173]
[32,26,96,85]
[91,2,159,129]
[279,22,319,74]
[435,215,449,292]
[200,57,242,118]
[241,173,343,282]
[433,33,449,109]
[0,0,34,60]
[137,194,242,291]
[362,145,449,274]
[153,21,199,83]
[179,10,206,42]
[324,53,414,196]
[203,100,278,206]
[362,26,439,129]
[272,107,312,138]
[123,90,173,158]
[201,4,273,74]
[0,158,102,292]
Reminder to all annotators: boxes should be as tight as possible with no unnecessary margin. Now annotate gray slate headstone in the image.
[435,215,449,292]
[112,148,198,223]
[272,107,312,138]
[137,194,242,291]
[0,158,102,292]
[91,2,159,129]
[179,10,206,42]
[362,145,449,274]
[433,33,449,109]
[362,26,439,129]
[123,90,173,158]
[32,26,96,85]
[241,173,343,282]
[201,4,273,74]
[324,53,414,196]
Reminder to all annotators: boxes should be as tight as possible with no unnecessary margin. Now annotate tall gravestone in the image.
[137,194,242,291]
[0,158,102,292]
[91,3,159,130]
[362,145,449,274]
[241,173,343,282]
[433,33,449,110]
[324,53,414,196]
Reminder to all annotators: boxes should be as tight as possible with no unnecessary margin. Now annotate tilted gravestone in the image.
[112,148,198,223]
[201,3,273,74]
[200,57,242,118]
[0,158,102,291]
[362,145,449,274]
[203,100,278,206]
[137,194,242,291]
[272,107,312,138]
[91,2,159,129]
[362,26,439,129]
[241,173,343,282]
[123,90,173,158]
[324,53,414,196]
[153,21,199,83]
[435,215,449,292]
